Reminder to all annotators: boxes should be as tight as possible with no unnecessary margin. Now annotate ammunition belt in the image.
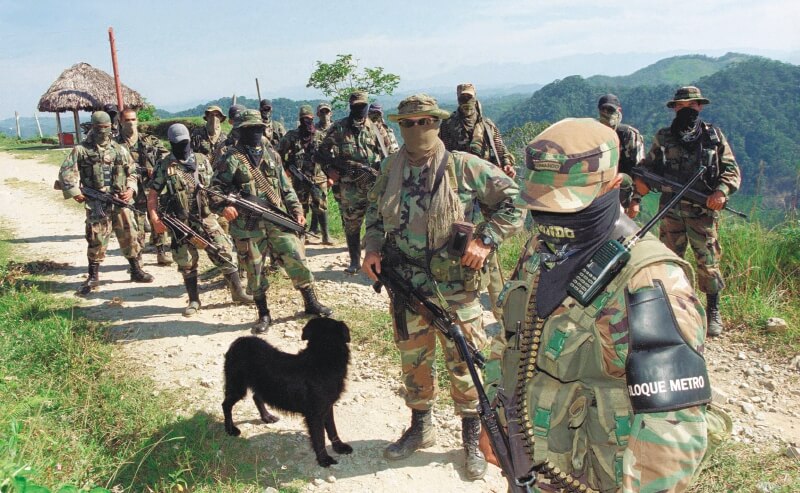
[233,149,283,210]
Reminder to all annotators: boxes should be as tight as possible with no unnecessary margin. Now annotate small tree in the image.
[306,54,400,109]
[503,121,551,164]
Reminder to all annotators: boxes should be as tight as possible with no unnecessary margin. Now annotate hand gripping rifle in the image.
[329,159,379,189]
[159,211,236,268]
[286,163,325,201]
[631,167,747,219]
[197,184,318,238]
[371,259,532,493]
[79,186,137,218]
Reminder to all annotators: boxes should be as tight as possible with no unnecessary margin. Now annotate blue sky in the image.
[1,0,798,119]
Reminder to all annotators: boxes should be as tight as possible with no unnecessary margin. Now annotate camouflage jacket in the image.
[190,126,228,160]
[150,152,213,218]
[493,222,708,492]
[316,117,385,180]
[375,121,400,154]
[364,151,522,294]
[315,120,333,133]
[614,123,645,176]
[439,112,514,167]
[278,128,327,184]
[263,119,287,148]
[641,124,741,209]
[58,135,137,220]
[210,144,302,238]
[115,132,169,179]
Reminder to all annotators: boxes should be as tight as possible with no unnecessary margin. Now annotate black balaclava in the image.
[670,107,702,146]
[530,189,620,317]
[300,117,316,139]
[240,126,263,148]
[171,139,191,161]
[349,103,369,121]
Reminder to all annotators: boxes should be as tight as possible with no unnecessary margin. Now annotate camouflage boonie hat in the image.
[349,91,369,105]
[234,109,267,130]
[298,105,314,118]
[457,83,476,98]
[666,86,710,108]
[387,94,451,122]
[516,118,619,213]
[204,105,226,122]
[316,102,332,113]
[91,111,111,126]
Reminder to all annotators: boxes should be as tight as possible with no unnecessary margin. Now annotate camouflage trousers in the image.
[394,290,487,416]
[338,180,370,235]
[231,221,314,294]
[168,215,238,279]
[85,207,140,262]
[484,253,505,331]
[293,178,329,216]
[659,203,724,294]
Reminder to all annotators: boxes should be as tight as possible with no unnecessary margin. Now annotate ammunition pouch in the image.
[429,247,486,292]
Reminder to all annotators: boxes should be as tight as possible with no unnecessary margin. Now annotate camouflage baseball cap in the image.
[666,86,710,108]
[387,94,451,122]
[515,118,619,213]
[457,83,476,98]
[349,91,369,105]
[234,109,267,130]
[316,102,332,113]
[91,111,111,126]
[204,105,226,122]
[298,105,314,118]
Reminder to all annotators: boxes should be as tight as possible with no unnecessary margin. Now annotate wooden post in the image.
[73,110,80,145]
[256,78,261,102]
[232,93,237,106]
[56,112,63,146]
[34,111,43,138]
[108,27,124,111]
[15,111,21,139]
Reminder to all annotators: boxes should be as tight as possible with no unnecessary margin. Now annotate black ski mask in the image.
[349,103,368,121]
[300,117,316,138]
[529,189,620,318]
[670,107,702,145]
[239,126,263,147]
[171,139,192,162]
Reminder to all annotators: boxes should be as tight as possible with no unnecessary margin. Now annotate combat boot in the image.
[128,257,154,283]
[319,211,333,245]
[461,416,487,480]
[299,285,333,316]
[344,232,361,274]
[251,294,271,334]
[225,271,253,304]
[707,293,723,337]
[183,274,201,317]
[309,211,320,235]
[156,245,173,266]
[384,409,436,460]
[76,261,100,296]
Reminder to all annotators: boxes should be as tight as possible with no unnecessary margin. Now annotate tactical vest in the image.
[656,124,722,198]
[331,119,383,181]
[284,130,324,179]
[498,234,696,492]
[231,146,287,212]
[77,142,128,194]
[615,124,638,176]
[158,155,212,218]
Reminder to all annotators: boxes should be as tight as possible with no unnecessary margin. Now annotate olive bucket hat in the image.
[387,94,451,122]
[204,105,226,122]
[666,86,710,108]
[515,118,619,213]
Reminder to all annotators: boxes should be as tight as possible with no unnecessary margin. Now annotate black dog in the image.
[222,317,352,467]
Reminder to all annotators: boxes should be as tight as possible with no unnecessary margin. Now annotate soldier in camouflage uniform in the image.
[596,94,645,218]
[439,83,516,338]
[115,108,173,265]
[278,105,332,245]
[315,102,333,133]
[482,118,715,492]
[211,110,332,334]
[368,103,400,154]
[58,111,154,295]
[362,94,523,480]
[190,105,228,161]
[634,86,741,337]
[147,124,251,317]
[259,99,286,148]
[317,91,388,273]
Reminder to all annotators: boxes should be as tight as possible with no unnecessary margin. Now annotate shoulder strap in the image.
[482,120,501,165]
[368,119,388,158]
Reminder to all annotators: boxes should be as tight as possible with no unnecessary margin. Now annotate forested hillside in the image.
[497,58,800,197]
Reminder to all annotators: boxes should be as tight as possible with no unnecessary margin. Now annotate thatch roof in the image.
[37,62,145,113]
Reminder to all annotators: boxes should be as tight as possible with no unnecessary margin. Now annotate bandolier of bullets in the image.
[233,150,283,208]
[515,270,597,493]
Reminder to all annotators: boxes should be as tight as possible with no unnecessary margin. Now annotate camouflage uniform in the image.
[278,119,329,218]
[211,110,330,333]
[115,131,171,256]
[597,94,645,210]
[259,99,287,148]
[190,126,228,161]
[488,118,714,492]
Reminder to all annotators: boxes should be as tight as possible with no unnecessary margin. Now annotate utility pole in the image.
[34,111,43,138]
[108,27,124,111]
[14,111,21,139]
[256,78,262,102]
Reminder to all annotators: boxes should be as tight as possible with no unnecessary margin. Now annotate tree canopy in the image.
[306,54,400,109]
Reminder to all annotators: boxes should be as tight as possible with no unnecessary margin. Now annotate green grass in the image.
[688,441,799,492]
[0,134,70,167]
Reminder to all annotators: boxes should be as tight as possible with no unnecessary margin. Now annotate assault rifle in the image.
[198,184,318,238]
[286,163,324,199]
[159,211,235,268]
[631,167,748,219]
[79,186,137,217]
[328,160,379,186]
[372,258,532,493]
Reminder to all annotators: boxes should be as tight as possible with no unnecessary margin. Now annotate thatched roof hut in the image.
[37,62,145,146]
[37,62,144,113]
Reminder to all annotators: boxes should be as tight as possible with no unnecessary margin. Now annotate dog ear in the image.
[340,321,351,343]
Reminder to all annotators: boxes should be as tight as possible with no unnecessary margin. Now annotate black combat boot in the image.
[707,293,723,337]
[384,409,436,460]
[299,285,333,316]
[183,274,201,317]
[128,257,154,283]
[225,271,253,304]
[462,416,487,480]
[251,294,271,334]
[319,211,333,245]
[156,245,173,266]
[344,232,361,274]
[76,261,100,296]
[309,211,320,235]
